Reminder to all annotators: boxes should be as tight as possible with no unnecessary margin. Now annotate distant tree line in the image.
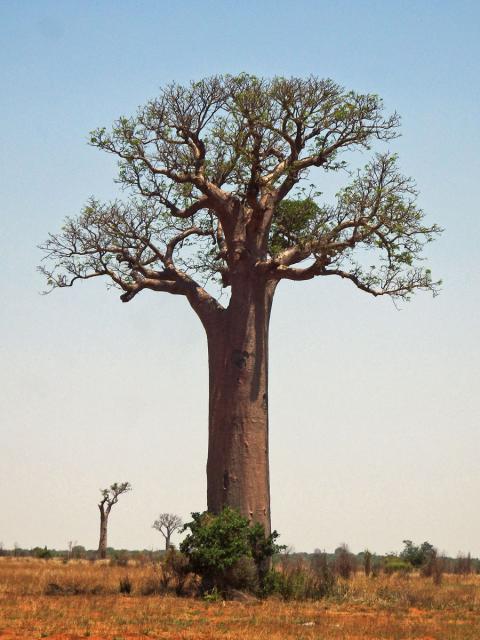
[1,535,479,579]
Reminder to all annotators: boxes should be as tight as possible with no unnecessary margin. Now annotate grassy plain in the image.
[0,558,479,639]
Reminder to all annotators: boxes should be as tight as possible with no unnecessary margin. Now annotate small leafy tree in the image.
[180,507,282,593]
[400,540,435,568]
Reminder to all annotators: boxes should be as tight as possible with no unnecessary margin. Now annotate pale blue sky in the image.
[1,0,479,555]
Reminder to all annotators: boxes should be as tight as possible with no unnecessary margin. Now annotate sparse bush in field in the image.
[136,551,155,566]
[268,554,337,600]
[270,559,308,600]
[203,586,222,601]
[44,579,104,595]
[421,549,445,585]
[139,575,162,596]
[109,551,129,567]
[264,550,337,600]
[383,557,412,575]
[334,544,356,579]
[432,556,445,585]
[119,575,132,594]
[364,550,372,577]
[138,549,195,596]
[71,545,86,560]
[454,553,472,575]
[162,547,192,596]
[311,550,336,595]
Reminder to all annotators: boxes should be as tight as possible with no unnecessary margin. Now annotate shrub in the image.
[364,550,372,577]
[139,550,195,596]
[119,575,132,594]
[266,554,336,600]
[162,548,192,596]
[400,540,435,568]
[455,553,472,575]
[71,545,86,560]
[109,551,129,567]
[383,557,412,575]
[180,507,282,594]
[334,544,356,579]
[32,546,52,560]
[311,551,336,596]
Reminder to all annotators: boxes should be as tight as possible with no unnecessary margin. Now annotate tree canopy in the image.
[40,74,441,323]
[98,482,132,513]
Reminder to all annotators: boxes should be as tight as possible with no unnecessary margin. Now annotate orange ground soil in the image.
[1,559,479,639]
[1,594,479,640]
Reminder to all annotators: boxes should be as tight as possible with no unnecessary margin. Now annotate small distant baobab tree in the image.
[152,513,183,550]
[97,482,131,559]
[41,74,440,536]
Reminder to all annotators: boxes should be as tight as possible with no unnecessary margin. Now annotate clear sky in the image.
[1,0,479,556]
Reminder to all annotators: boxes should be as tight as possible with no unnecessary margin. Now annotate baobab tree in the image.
[97,482,131,559]
[152,513,183,550]
[40,75,440,535]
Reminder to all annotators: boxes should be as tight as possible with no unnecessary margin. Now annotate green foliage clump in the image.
[32,546,52,560]
[269,197,322,256]
[400,540,436,568]
[383,557,412,575]
[180,508,283,594]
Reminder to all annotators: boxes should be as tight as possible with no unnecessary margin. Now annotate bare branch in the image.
[98,482,132,514]
[267,154,441,300]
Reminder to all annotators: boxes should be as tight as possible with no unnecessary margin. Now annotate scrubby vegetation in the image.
[2,510,480,638]
[1,556,480,639]
[2,519,479,596]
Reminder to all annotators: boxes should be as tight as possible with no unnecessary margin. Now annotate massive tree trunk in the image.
[98,508,109,559]
[205,275,277,535]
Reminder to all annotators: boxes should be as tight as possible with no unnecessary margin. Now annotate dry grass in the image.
[0,558,479,639]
